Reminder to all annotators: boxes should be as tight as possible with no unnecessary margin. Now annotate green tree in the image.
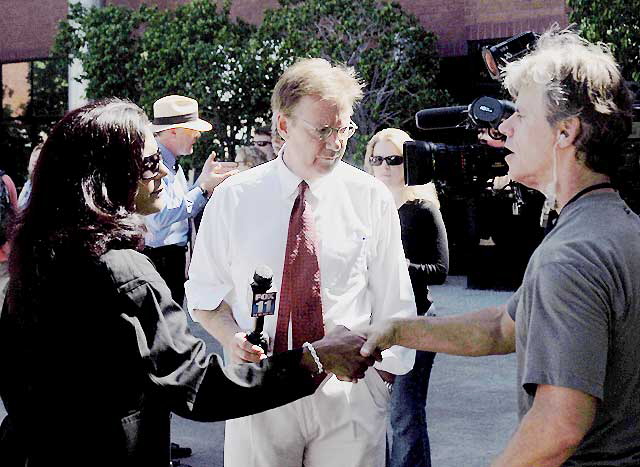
[25,58,68,120]
[567,0,640,81]
[138,0,275,165]
[54,0,276,167]
[55,2,148,103]
[22,58,69,174]
[259,0,450,165]
[568,1,640,213]
[53,0,449,168]
[1,68,56,185]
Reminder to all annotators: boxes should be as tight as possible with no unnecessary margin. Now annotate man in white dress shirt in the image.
[185,58,416,467]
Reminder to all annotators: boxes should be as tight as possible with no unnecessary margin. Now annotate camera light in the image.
[482,31,538,81]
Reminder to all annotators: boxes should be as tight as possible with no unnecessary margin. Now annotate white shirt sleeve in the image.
[185,187,234,319]
[369,193,417,375]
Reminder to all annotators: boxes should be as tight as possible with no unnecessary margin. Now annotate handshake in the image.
[230,323,398,383]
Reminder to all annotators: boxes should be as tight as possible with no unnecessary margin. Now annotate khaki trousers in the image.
[224,367,390,467]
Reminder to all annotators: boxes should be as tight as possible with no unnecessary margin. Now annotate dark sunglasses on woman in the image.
[141,149,162,180]
[369,155,404,166]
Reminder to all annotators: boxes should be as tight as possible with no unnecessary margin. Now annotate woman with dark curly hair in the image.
[0,98,373,467]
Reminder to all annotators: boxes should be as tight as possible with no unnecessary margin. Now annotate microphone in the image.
[415,105,468,130]
[246,265,277,353]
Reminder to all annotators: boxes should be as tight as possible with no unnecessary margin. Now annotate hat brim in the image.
[151,118,212,133]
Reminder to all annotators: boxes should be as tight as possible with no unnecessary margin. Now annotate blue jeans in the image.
[388,349,436,467]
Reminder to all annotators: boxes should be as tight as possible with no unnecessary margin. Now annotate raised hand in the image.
[196,151,239,194]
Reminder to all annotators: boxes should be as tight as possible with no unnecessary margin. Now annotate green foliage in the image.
[0,105,30,180]
[567,0,640,82]
[567,1,640,213]
[55,2,148,103]
[26,59,68,119]
[53,0,449,168]
[1,58,64,184]
[55,0,277,167]
[260,0,450,166]
[138,0,273,165]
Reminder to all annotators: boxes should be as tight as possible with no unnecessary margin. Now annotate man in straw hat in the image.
[145,95,238,464]
[144,95,237,308]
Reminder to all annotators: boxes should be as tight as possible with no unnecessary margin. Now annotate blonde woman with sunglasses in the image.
[365,128,449,467]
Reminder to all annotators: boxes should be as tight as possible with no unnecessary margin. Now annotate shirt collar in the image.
[275,145,335,201]
[156,141,177,173]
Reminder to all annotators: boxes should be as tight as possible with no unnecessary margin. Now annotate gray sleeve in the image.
[520,262,609,400]
[506,286,522,321]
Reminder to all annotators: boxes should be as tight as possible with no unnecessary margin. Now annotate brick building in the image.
[1,0,568,113]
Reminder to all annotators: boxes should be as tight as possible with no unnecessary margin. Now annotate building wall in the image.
[397,0,569,56]
[0,0,569,64]
[0,0,67,63]
[1,0,568,113]
[228,0,569,56]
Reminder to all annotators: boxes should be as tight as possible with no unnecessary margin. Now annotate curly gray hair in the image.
[502,27,634,176]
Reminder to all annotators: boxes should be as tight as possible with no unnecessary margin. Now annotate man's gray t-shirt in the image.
[507,191,640,466]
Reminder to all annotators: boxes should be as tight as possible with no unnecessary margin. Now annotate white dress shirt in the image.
[186,155,416,374]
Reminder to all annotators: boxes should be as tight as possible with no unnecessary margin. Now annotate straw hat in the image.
[151,95,212,133]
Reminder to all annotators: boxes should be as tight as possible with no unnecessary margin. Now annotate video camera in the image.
[403,31,539,186]
[403,96,514,186]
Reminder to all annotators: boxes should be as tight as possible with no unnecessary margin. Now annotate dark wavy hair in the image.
[9,98,149,294]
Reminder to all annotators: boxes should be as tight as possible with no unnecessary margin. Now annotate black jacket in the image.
[0,249,315,466]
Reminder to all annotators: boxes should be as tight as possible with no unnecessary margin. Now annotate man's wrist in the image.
[301,343,324,374]
[387,318,401,347]
[198,184,209,198]
[302,342,324,374]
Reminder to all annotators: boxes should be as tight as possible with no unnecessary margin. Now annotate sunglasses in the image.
[369,155,404,166]
[254,141,272,147]
[141,149,162,180]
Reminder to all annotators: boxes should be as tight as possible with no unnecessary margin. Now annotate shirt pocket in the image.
[320,229,369,292]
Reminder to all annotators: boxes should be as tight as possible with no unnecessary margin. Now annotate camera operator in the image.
[361,27,639,467]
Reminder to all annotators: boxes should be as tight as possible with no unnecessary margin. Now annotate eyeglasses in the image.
[141,149,162,180]
[369,155,404,166]
[295,116,358,141]
[254,141,272,147]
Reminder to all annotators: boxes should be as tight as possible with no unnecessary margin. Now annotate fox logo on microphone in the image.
[250,265,277,317]
[252,291,277,317]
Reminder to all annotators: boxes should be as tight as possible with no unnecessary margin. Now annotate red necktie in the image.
[273,181,325,354]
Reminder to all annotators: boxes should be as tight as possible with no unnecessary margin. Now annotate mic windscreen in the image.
[253,265,274,292]
[416,106,468,130]
[254,265,273,281]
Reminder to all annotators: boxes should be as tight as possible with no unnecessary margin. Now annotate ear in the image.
[556,117,581,149]
[276,113,288,141]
